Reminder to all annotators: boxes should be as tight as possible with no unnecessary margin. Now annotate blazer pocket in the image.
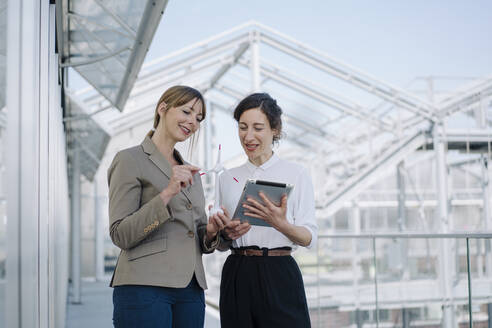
[127,231,167,261]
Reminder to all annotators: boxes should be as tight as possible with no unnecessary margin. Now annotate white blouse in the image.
[218,153,318,250]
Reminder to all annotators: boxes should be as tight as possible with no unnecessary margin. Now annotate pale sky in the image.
[70,1,492,162]
[147,0,492,86]
[142,0,492,161]
[71,1,492,92]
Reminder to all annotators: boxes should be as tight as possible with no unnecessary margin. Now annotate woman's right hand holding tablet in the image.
[160,165,200,205]
[206,205,251,241]
[223,220,251,240]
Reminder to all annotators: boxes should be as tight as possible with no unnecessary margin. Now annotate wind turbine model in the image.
[206,144,238,215]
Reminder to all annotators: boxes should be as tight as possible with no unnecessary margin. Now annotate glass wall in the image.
[292,150,492,327]
[0,0,7,323]
[3,2,70,326]
[297,235,492,328]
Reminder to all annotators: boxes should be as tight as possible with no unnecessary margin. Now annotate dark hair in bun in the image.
[233,93,283,143]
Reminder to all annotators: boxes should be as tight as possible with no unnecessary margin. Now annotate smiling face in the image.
[238,107,278,166]
[159,97,204,143]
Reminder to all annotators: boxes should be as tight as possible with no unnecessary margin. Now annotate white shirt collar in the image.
[245,152,279,172]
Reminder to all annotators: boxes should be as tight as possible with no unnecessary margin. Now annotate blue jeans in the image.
[113,276,205,328]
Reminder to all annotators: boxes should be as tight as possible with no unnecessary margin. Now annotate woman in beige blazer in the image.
[107,85,234,328]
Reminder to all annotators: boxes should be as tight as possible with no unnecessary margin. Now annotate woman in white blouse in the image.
[219,93,318,328]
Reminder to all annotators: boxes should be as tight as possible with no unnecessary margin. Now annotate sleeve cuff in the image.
[151,194,173,224]
[202,232,220,252]
[301,225,316,249]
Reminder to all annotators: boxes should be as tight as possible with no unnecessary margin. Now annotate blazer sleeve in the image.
[196,221,232,254]
[107,150,172,250]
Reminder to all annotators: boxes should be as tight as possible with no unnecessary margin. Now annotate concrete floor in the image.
[66,280,220,328]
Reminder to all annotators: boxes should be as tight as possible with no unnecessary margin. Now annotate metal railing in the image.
[304,232,492,328]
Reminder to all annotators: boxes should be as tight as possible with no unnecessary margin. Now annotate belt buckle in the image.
[261,247,269,256]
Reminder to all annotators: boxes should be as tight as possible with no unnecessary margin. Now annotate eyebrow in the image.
[239,122,265,126]
[183,106,203,116]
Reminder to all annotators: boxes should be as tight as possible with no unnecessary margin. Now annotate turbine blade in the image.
[221,167,239,183]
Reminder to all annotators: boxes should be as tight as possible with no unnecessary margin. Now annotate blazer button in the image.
[186,203,192,210]
[187,231,195,238]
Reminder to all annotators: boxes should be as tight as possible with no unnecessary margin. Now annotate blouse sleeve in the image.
[293,166,318,249]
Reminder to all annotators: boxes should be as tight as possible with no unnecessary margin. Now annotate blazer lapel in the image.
[142,136,172,180]
[141,137,193,203]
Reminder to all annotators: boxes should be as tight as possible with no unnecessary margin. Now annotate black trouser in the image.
[219,248,311,328]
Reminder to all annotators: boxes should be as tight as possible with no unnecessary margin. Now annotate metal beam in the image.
[83,34,248,110]
[114,0,169,110]
[438,76,492,118]
[136,34,248,90]
[259,31,437,121]
[0,107,6,129]
[249,60,394,131]
[318,232,492,239]
[397,162,406,231]
[69,34,121,88]
[403,77,492,129]
[70,146,81,304]
[142,21,256,69]
[94,183,104,281]
[214,83,332,141]
[66,12,136,40]
[482,156,492,278]
[318,130,429,217]
[202,41,249,93]
[60,46,130,68]
[68,16,127,68]
[212,78,346,145]
[433,123,455,328]
[92,0,137,38]
[250,30,260,92]
[209,99,312,149]
[108,57,224,116]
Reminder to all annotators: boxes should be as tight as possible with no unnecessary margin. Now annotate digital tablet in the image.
[232,179,294,227]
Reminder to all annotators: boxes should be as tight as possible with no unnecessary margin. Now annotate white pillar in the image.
[6,0,43,326]
[94,181,105,281]
[482,156,492,278]
[397,162,409,282]
[71,145,82,303]
[351,203,361,312]
[433,123,455,328]
[397,162,406,231]
[250,30,260,92]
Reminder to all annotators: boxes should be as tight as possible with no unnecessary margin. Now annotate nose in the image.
[243,128,255,141]
[188,114,199,131]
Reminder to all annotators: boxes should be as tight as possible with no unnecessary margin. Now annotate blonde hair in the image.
[148,86,206,155]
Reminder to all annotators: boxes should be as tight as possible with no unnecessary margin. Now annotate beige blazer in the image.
[107,136,229,289]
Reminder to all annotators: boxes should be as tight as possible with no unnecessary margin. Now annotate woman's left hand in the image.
[206,205,230,241]
[243,192,289,231]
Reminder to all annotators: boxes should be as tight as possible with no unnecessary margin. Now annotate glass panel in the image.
[68,0,148,107]
[101,195,119,276]
[0,128,5,325]
[305,236,492,327]
[0,0,5,109]
[0,0,7,323]
[375,237,445,327]
[467,238,492,327]
[297,237,377,328]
